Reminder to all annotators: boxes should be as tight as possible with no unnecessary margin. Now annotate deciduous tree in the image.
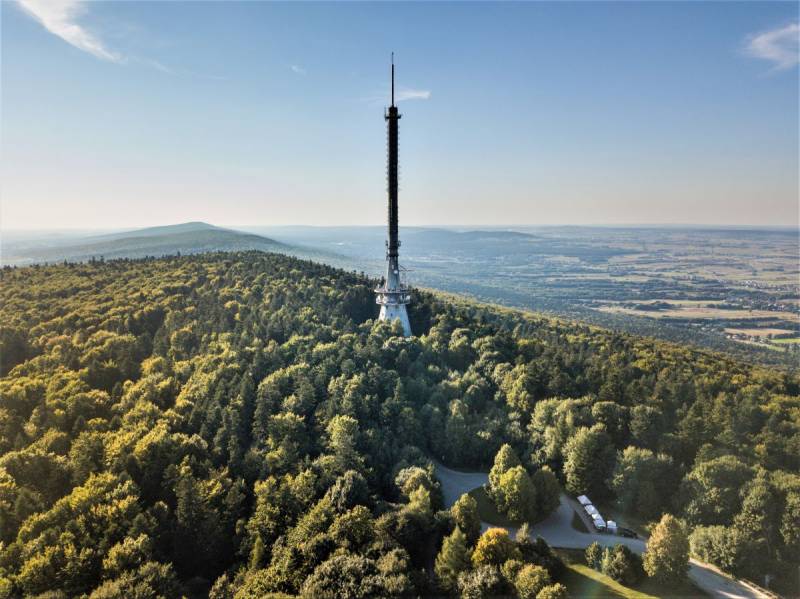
[643,514,689,582]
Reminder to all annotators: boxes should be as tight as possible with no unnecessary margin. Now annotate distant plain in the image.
[3,223,798,366]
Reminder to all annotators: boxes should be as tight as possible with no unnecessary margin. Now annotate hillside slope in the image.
[1,222,287,265]
[0,252,797,597]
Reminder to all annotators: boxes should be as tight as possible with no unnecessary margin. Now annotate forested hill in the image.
[0,222,288,266]
[0,252,798,597]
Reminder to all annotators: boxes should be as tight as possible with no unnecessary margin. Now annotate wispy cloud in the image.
[136,57,172,74]
[290,64,307,75]
[17,0,122,62]
[396,87,431,102]
[362,86,432,106]
[16,0,216,78]
[744,22,799,71]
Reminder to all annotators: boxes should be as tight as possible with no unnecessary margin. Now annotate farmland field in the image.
[772,337,800,345]
[598,303,791,321]
[723,328,796,337]
[248,225,800,367]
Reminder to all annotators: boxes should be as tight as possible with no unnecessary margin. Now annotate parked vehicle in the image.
[591,514,606,532]
[617,527,638,538]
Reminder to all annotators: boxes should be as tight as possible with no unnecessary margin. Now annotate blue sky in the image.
[2,1,798,229]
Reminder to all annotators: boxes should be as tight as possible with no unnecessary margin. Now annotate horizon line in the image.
[3,222,798,233]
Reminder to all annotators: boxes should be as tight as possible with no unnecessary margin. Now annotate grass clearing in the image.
[555,549,708,598]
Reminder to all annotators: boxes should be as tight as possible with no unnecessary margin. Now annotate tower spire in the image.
[391,52,395,107]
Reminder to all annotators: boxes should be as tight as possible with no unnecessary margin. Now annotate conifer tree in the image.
[435,527,471,592]
[249,536,265,570]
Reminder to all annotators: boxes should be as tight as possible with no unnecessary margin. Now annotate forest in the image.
[0,251,797,598]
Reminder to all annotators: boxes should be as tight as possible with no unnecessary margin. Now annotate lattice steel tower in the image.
[375,54,412,336]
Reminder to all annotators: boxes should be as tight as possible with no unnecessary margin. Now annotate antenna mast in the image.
[374,53,411,336]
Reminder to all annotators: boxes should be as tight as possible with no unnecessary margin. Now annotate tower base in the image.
[379,303,412,337]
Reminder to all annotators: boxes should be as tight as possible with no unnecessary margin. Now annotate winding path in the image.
[434,462,768,599]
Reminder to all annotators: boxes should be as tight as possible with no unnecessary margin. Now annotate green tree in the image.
[601,544,644,586]
[326,470,369,513]
[457,565,510,599]
[330,505,374,551]
[531,467,560,518]
[300,554,382,599]
[780,491,800,554]
[536,583,568,599]
[434,527,471,592]
[102,534,153,578]
[514,564,551,599]
[249,536,265,570]
[689,525,765,580]
[733,478,780,562]
[88,562,181,599]
[679,455,753,525]
[451,493,481,545]
[629,405,665,450]
[489,444,522,503]
[395,466,433,498]
[591,401,629,446]
[563,425,616,497]
[611,446,677,520]
[585,542,603,570]
[497,466,538,523]
[326,415,361,472]
[472,528,521,568]
[643,514,689,582]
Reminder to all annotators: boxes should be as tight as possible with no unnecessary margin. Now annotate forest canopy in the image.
[0,252,797,597]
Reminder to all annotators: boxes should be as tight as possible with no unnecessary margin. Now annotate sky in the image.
[1,1,798,229]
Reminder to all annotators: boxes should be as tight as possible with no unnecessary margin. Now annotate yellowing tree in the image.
[471,528,521,567]
[536,582,568,599]
[514,563,551,599]
[643,514,689,582]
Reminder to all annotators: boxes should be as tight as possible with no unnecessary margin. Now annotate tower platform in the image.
[375,283,411,336]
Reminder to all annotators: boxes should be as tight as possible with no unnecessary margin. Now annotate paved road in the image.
[434,462,768,599]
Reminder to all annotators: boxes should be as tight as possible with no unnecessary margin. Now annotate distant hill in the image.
[81,221,222,242]
[2,222,288,266]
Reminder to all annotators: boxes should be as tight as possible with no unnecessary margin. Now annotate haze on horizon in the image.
[1,1,798,230]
